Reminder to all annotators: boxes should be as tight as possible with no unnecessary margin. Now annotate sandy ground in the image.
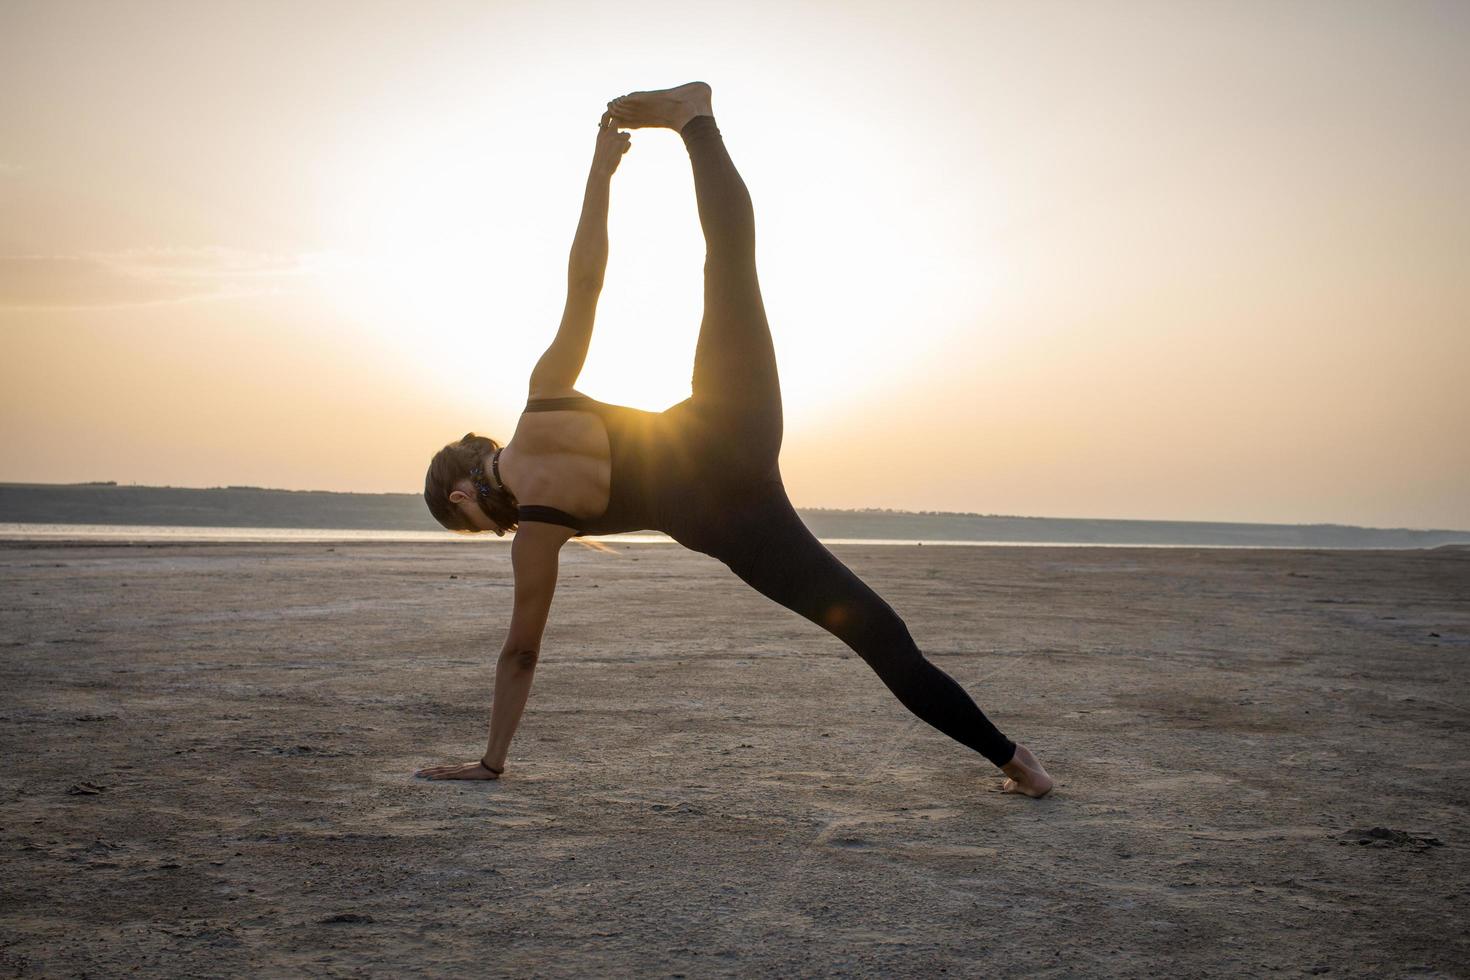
[1,539,1467,977]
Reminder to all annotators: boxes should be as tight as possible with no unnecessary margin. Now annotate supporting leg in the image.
[717,492,1018,768]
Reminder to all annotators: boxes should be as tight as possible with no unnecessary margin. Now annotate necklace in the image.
[489,448,505,492]
[470,448,506,500]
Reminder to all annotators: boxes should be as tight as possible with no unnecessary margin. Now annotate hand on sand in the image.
[414,760,500,780]
[591,110,631,177]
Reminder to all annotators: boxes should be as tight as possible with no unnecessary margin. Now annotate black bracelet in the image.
[480,757,504,775]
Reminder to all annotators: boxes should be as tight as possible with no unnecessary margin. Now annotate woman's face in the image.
[448,481,498,533]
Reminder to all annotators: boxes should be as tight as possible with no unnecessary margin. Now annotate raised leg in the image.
[680,113,782,460]
[610,84,782,473]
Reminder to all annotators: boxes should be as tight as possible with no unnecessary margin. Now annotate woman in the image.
[416,82,1053,798]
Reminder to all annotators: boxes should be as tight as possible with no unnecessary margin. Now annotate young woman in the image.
[417,83,1052,798]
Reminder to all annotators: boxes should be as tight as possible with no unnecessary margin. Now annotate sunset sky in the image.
[2,0,1466,528]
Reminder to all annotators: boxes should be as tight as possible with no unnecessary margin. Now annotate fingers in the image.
[599,110,631,138]
[419,768,465,780]
[606,96,632,127]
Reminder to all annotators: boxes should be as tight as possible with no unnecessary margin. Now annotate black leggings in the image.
[670,116,1017,768]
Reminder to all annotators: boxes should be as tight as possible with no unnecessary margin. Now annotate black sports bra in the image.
[515,504,588,533]
[511,391,688,537]
[513,395,605,535]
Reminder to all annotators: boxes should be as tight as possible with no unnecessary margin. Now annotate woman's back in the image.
[505,396,613,522]
[508,392,699,536]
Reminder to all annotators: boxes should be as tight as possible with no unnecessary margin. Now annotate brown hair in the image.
[424,432,519,535]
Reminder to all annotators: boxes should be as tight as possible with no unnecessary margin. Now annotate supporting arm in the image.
[414,521,575,781]
[480,521,573,772]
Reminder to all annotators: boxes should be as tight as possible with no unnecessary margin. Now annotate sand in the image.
[1,539,1467,977]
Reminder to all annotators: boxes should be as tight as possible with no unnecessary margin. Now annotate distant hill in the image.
[0,482,435,532]
[2,482,1467,549]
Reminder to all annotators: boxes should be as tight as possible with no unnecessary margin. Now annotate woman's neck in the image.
[485,445,515,498]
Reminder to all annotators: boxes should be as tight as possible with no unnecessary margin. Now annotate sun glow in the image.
[5,1,1469,526]
[313,98,997,430]
[316,119,710,417]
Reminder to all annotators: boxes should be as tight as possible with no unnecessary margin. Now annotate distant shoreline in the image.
[2,482,1467,549]
[10,523,1441,549]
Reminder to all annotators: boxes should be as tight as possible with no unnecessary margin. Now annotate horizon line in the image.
[2,481,1466,536]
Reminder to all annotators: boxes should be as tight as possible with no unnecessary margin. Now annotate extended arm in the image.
[415,521,575,780]
[529,113,631,396]
[480,523,571,770]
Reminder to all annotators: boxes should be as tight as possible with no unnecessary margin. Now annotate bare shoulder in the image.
[511,520,577,553]
[510,521,576,586]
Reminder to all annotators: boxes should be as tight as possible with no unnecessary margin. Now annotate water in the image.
[0,522,1250,548]
[0,523,483,543]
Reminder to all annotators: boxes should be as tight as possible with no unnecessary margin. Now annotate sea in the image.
[0,523,1331,548]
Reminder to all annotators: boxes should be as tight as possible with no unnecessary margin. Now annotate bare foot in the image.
[999,742,1054,798]
[608,81,713,132]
